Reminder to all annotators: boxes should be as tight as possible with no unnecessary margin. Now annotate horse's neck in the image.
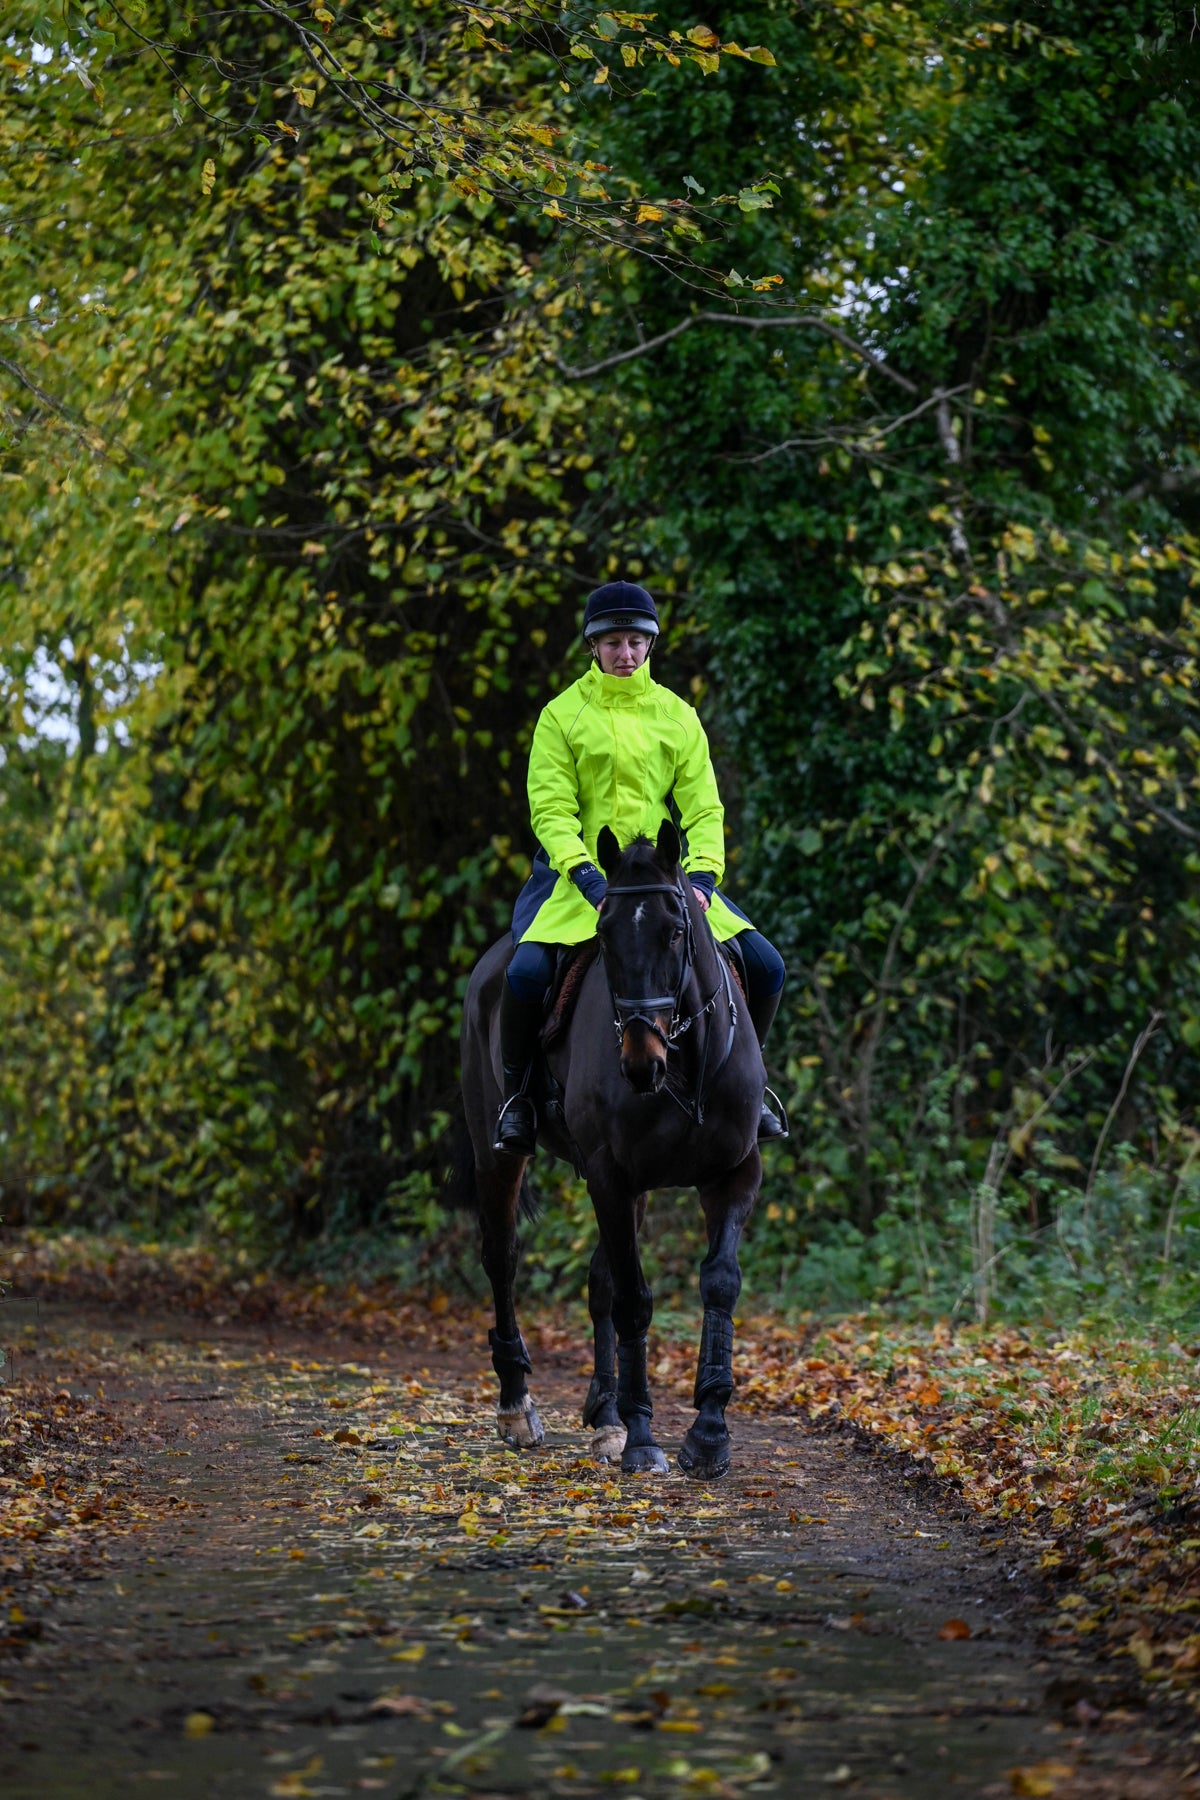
[680,876,722,1007]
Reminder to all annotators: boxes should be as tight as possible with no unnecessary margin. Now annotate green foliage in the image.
[553,0,1200,1268]
[0,3,613,1229]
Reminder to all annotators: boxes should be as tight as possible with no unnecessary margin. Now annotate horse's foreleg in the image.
[679,1148,762,1481]
[582,1240,626,1462]
[590,1176,666,1475]
[478,1163,545,1450]
[583,1193,648,1460]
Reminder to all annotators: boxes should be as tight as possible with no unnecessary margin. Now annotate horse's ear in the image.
[597,826,621,877]
[656,819,682,869]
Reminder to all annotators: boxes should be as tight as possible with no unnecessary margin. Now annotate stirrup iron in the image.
[758,1085,789,1142]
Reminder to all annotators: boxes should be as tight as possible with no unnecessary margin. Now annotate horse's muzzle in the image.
[620,1023,668,1094]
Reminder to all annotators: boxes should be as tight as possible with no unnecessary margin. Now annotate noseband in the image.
[601,877,698,1050]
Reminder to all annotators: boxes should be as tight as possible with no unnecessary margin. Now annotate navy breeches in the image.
[738,928,786,999]
[507,930,785,1006]
[506,940,557,1005]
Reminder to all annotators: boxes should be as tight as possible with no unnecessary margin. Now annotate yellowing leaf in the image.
[294,88,316,106]
[201,159,216,196]
[687,25,720,46]
[1009,1764,1076,1798]
[635,204,664,223]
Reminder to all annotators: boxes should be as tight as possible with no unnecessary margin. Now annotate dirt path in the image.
[0,1297,1195,1800]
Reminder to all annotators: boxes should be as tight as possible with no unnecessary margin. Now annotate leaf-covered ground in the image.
[728,1319,1200,1712]
[2,1230,1199,1796]
[0,1364,171,1640]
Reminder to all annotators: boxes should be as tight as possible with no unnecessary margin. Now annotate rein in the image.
[602,874,739,1125]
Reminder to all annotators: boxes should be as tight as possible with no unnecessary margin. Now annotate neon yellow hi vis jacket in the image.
[514,660,753,947]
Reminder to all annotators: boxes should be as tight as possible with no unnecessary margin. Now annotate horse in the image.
[455,819,765,1479]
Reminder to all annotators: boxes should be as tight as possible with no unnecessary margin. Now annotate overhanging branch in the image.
[558,311,920,394]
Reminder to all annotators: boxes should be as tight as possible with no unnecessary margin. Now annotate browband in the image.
[603,881,681,898]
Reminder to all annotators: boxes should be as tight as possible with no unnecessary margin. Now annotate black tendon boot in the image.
[493,979,545,1155]
[748,987,788,1142]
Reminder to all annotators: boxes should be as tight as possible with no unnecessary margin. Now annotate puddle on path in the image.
[0,1313,1166,1799]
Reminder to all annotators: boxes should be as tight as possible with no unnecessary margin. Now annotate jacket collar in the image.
[586,661,653,707]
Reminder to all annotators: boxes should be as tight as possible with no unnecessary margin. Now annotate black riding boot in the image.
[748,987,788,1142]
[493,980,544,1156]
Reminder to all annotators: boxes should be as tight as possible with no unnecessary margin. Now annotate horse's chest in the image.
[572,1089,750,1188]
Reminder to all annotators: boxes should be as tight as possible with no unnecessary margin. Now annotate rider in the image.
[494,580,787,1155]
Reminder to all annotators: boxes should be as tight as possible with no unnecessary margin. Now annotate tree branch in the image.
[731,383,971,465]
[558,311,921,393]
[0,355,144,469]
[1085,1011,1163,1202]
[1037,687,1200,844]
[934,388,973,571]
[1123,465,1200,504]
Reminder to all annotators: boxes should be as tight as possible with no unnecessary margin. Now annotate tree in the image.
[0,4,605,1231]
[544,0,1200,1280]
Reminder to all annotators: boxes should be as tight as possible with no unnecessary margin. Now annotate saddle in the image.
[719,934,748,1004]
[541,941,601,1049]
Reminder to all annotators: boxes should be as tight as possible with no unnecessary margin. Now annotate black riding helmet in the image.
[581,581,661,643]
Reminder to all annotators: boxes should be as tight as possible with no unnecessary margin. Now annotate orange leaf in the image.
[938,1618,972,1640]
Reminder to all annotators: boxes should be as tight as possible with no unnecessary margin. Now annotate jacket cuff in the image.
[570,862,608,907]
[687,870,716,900]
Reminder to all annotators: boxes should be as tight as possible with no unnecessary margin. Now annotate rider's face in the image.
[593,631,651,676]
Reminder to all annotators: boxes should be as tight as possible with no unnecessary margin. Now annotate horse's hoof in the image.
[678,1427,731,1481]
[497,1396,545,1449]
[621,1443,669,1475]
[591,1423,627,1463]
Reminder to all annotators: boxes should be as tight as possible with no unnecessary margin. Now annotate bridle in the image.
[600,874,738,1124]
[603,877,694,1047]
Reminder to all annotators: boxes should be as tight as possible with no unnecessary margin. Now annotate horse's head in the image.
[596,821,692,1095]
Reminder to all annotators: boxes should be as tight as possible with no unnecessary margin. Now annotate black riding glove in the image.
[571,862,608,908]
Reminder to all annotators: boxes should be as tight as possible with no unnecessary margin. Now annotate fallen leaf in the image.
[1009,1763,1076,1798]
[366,1693,429,1718]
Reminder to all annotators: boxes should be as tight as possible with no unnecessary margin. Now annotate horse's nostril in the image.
[621,1054,660,1094]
